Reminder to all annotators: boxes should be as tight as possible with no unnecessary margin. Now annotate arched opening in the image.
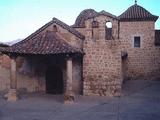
[105,21,112,40]
[45,66,63,94]
[106,21,112,28]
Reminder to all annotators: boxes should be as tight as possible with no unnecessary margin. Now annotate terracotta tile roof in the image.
[25,17,85,41]
[0,43,9,47]
[118,4,158,21]
[98,10,118,19]
[155,30,160,46]
[1,31,83,55]
[72,9,118,28]
[52,18,85,39]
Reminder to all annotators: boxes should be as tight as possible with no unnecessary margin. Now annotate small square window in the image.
[134,36,141,48]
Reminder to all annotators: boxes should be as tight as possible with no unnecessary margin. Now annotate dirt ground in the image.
[0,80,160,120]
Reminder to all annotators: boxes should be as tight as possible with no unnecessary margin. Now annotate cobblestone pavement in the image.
[0,80,160,120]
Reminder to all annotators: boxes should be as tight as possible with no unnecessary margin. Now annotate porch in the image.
[0,31,83,102]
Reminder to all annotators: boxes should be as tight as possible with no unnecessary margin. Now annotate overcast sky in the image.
[0,0,160,42]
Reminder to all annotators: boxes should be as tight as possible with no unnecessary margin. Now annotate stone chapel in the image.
[0,2,160,102]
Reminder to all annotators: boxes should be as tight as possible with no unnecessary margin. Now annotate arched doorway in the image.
[46,66,63,94]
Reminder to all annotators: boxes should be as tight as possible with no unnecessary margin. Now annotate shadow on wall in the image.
[17,57,48,77]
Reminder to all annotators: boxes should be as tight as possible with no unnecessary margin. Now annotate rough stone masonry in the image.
[0,2,159,100]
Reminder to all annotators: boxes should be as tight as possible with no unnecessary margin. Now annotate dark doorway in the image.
[46,66,63,94]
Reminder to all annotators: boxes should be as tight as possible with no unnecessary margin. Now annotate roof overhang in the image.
[0,31,84,56]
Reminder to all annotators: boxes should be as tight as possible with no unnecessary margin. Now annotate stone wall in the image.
[0,55,10,69]
[0,55,83,95]
[0,55,11,91]
[0,55,46,93]
[120,21,160,80]
[83,41,122,96]
[76,15,123,96]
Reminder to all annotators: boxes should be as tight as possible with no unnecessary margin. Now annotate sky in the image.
[0,0,160,42]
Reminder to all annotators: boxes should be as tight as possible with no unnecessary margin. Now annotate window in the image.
[105,21,112,40]
[134,36,141,48]
[106,22,112,28]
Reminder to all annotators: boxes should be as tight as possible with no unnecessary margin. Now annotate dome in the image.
[118,4,158,21]
[72,9,98,28]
